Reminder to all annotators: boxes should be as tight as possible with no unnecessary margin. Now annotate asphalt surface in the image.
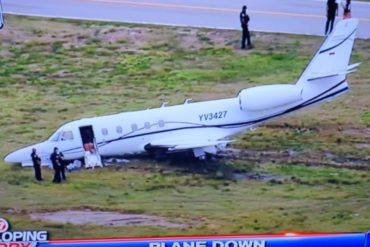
[2,0,370,38]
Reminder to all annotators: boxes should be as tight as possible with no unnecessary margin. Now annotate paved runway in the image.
[2,0,370,38]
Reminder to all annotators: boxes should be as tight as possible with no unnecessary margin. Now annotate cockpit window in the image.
[48,131,61,142]
[61,131,74,141]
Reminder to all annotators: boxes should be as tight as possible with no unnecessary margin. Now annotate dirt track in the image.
[221,148,370,171]
[30,210,187,228]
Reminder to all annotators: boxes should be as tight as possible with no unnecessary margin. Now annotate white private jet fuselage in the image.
[4,19,360,166]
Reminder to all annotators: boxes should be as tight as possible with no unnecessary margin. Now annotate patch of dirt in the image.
[233,172,287,183]
[3,16,315,56]
[220,148,370,171]
[30,210,187,228]
[342,128,370,137]
[355,143,370,149]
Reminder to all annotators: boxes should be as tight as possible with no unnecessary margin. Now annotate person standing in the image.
[59,151,67,181]
[325,0,338,35]
[31,148,43,181]
[50,147,61,183]
[240,5,252,49]
[341,0,351,19]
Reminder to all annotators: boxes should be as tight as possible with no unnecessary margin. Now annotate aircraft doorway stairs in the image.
[79,125,103,169]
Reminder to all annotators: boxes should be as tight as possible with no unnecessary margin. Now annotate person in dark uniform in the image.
[59,151,67,181]
[50,147,61,183]
[240,5,252,49]
[31,148,43,181]
[325,0,338,35]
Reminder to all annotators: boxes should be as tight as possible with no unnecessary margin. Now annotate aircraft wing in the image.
[21,160,52,168]
[147,139,232,152]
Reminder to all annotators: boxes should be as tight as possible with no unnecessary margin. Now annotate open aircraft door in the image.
[79,125,103,168]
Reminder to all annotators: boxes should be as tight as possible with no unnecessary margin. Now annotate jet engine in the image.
[238,84,303,111]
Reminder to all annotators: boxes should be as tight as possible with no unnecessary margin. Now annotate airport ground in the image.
[0,15,369,238]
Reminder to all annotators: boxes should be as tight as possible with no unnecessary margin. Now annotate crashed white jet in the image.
[4,19,360,167]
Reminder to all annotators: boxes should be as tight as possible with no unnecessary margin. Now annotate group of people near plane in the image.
[27,1,353,182]
[325,0,352,35]
[240,0,352,49]
[31,147,67,183]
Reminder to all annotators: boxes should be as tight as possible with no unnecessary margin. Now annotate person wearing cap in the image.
[31,148,43,181]
[50,147,61,183]
[240,5,252,49]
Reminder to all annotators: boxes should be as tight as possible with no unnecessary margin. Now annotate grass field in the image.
[0,15,369,238]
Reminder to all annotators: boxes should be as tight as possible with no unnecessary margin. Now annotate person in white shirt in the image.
[341,0,352,19]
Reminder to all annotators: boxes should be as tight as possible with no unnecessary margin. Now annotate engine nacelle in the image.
[239,84,303,111]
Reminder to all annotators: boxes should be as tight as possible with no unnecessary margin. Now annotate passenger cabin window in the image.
[61,131,74,141]
[102,128,108,135]
[144,122,150,129]
[158,120,165,128]
[131,124,138,132]
[116,126,122,134]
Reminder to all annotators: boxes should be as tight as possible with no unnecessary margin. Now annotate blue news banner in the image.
[42,232,370,247]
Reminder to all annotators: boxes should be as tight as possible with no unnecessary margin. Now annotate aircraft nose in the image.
[4,147,31,164]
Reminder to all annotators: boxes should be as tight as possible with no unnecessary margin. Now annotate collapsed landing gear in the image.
[144,144,168,162]
[193,147,218,161]
[154,150,167,162]
[193,148,206,160]
[198,155,206,160]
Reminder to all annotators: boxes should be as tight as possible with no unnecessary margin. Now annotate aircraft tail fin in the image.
[296,19,359,87]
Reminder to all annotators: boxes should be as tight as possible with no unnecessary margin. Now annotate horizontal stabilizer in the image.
[347,62,361,71]
[307,65,360,81]
[307,73,339,82]
[346,69,357,74]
